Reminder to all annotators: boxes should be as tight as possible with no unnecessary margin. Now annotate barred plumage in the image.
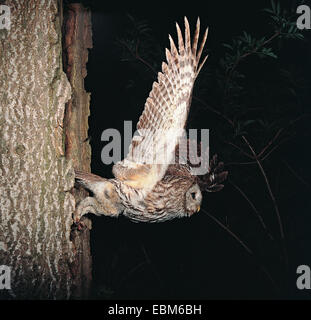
[112,16,209,192]
[74,17,227,224]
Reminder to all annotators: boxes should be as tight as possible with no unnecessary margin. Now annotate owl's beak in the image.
[188,206,200,217]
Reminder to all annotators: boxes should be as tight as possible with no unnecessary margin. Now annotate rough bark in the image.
[0,0,92,299]
[63,3,93,299]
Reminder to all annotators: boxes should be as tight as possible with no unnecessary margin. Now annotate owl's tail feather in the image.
[199,154,228,193]
[74,169,107,193]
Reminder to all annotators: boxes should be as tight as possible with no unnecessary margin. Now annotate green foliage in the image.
[263,0,305,39]
[220,0,304,100]
[116,14,162,80]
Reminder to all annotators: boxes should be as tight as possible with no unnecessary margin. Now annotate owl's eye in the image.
[191,192,196,200]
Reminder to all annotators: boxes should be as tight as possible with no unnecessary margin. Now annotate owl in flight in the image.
[74,17,227,223]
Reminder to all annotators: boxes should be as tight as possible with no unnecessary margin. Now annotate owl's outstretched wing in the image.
[166,139,228,192]
[113,17,209,190]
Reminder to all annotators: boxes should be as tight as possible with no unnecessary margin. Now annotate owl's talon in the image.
[72,217,86,231]
[77,221,85,231]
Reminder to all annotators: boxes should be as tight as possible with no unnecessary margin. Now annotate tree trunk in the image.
[0,0,92,299]
[63,3,93,299]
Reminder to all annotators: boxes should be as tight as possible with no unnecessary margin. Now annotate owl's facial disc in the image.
[185,184,202,217]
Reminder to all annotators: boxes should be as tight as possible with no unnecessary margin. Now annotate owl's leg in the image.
[74,197,101,221]
[74,195,121,223]
[73,197,98,230]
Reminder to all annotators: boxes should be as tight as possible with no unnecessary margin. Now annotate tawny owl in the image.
[74,17,228,223]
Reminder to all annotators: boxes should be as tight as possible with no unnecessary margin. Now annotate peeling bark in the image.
[0,0,92,299]
[63,3,93,299]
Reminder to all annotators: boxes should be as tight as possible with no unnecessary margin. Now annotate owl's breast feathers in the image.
[112,174,196,222]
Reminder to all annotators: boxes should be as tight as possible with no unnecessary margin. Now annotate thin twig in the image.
[260,138,290,161]
[135,39,157,75]
[201,208,279,292]
[242,137,283,237]
[241,135,288,268]
[224,141,254,159]
[202,208,253,255]
[229,179,274,241]
[257,115,310,160]
[193,96,234,126]
[141,245,164,286]
[195,96,288,261]
[116,260,149,290]
[283,159,311,189]
[257,128,284,158]
[226,161,257,166]
[118,39,157,75]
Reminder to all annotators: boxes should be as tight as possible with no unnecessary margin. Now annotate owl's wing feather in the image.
[113,17,209,191]
[173,138,228,191]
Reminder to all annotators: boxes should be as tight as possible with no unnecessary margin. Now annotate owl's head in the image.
[185,183,202,216]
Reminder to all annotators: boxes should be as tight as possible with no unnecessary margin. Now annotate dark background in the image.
[66,0,311,299]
